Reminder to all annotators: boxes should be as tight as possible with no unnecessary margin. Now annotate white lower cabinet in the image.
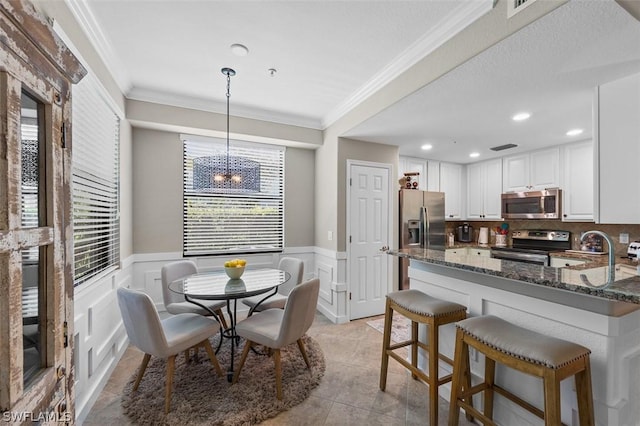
[469,248,491,257]
[445,247,490,257]
[446,248,467,256]
[617,264,639,279]
[549,257,587,268]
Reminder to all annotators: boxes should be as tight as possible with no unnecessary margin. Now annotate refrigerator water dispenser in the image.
[407,220,420,244]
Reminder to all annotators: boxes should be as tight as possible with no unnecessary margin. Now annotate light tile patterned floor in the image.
[83,313,475,425]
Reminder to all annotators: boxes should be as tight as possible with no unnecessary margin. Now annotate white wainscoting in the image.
[314,247,348,324]
[73,256,133,424]
[73,246,333,422]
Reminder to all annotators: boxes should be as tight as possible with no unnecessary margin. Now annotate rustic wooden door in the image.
[0,0,85,422]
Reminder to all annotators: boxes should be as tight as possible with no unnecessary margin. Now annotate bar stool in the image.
[379,289,468,426]
[449,315,595,426]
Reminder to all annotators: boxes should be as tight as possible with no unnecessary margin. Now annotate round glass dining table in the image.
[169,267,291,381]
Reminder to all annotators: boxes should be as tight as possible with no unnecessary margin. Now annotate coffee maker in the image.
[456,223,474,243]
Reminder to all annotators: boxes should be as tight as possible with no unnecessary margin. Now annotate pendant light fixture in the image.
[192,67,260,192]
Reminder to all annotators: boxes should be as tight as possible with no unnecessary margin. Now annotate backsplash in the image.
[446,220,640,258]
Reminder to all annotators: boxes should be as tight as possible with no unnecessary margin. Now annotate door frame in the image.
[346,159,394,320]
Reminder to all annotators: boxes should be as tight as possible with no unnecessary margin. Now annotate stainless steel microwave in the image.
[501,189,561,219]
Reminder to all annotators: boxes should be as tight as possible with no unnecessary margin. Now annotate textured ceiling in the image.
[345,0,640,163]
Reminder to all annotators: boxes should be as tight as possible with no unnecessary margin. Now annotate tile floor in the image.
[83,313,475,425]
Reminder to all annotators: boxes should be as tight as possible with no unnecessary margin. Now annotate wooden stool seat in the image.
[449,315,595,426]
[380,290,467,426]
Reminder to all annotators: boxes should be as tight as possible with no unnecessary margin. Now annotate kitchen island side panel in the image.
[408,260,640,426]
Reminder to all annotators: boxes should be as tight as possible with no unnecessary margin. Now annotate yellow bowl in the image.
[225,266,245,279]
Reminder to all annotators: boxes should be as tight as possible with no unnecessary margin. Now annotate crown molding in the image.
[127,87,323,130]
[64,0,132,94]
[321,0,494,129]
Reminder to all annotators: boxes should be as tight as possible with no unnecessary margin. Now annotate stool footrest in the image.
[437,373,453,386]
[493,384,545,420]
[389,339,429,352]
[388,352,430,383]
[456,400,497,426]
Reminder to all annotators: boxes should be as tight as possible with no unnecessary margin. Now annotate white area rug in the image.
[366,316,410,343]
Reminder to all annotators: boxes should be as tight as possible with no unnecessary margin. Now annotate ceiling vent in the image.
[507,0,539,18]
[490,143,518,152]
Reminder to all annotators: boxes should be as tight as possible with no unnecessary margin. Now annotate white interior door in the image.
[348,162,391,320]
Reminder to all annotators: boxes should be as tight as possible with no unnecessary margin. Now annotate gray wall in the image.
[132,127,315,253]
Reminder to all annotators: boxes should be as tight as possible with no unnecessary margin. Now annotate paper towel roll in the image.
[478,227,489,244]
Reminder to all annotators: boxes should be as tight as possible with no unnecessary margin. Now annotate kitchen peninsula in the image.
[388,248,640,426]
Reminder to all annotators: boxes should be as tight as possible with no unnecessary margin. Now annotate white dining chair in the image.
[233,278,319,399]
[161,260,228,329]
[242,257,304,314]
[116,287,223,413]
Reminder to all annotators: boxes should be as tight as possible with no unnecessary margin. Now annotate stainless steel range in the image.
[490,230,571,266]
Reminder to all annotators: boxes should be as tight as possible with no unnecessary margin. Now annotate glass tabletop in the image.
[168,268,291,300]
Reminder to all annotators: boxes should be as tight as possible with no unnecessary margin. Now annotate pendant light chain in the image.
[225,70,231,176]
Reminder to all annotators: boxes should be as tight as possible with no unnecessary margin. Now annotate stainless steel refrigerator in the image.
[399,189,445,290]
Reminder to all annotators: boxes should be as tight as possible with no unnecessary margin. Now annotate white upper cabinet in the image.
[426,160,440,191]
[595,73,640,224]
[561,140,593,221]
[503,147,560,192]
[467,158,502,220]
[398,156,427,190]
[399,156,442,191]
[440,162,464,220]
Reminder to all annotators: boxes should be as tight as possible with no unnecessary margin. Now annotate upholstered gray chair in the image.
[161,260,228,329]
[242,257,304,314]
[233,278,319,399]
[116,287,223,413]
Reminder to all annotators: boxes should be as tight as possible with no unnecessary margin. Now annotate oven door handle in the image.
[491,250,548,265]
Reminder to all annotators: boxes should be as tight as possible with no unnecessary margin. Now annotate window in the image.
[182,136,284,256]
[72,74,120,286]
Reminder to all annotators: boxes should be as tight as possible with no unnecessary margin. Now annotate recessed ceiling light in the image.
[512,112,531,122]
[421,144,433,150]
[230,43,249,57]
[566,128,584,136]
[469,152,480,158]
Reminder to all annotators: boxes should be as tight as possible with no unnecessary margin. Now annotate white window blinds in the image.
[182,136,284,256]
[72,74,120,286]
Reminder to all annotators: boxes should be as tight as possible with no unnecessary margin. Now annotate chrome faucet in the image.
[579,230,615,289]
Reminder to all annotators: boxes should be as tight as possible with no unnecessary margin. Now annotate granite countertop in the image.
[389,248,640,305]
